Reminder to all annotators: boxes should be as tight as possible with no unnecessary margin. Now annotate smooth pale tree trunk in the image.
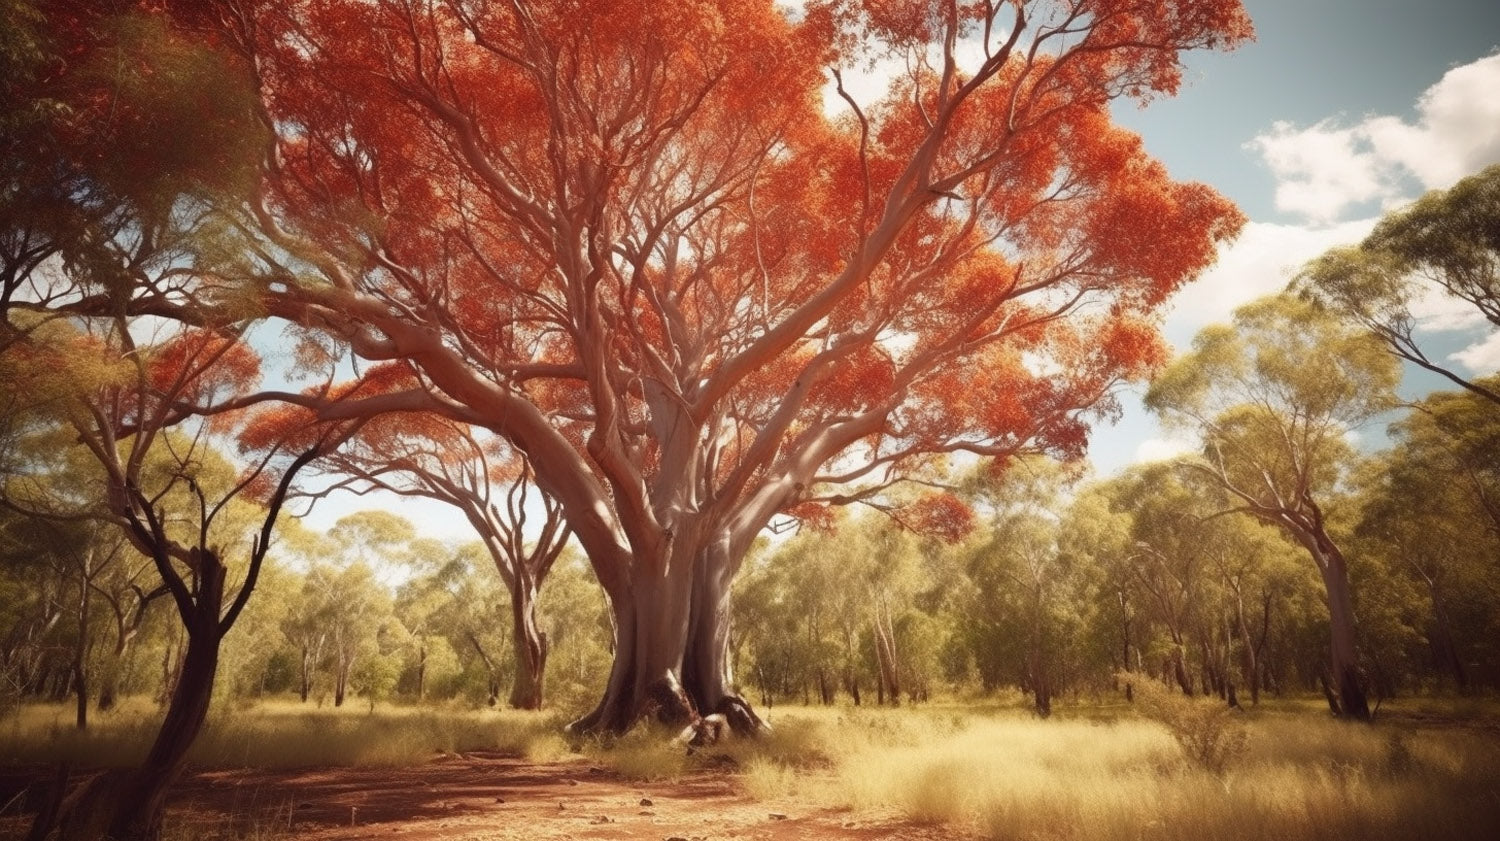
[298,644,314,703]
[509,579,548,710]
[1320,557,1370,720]
[1230,579,1260,705]
[871,599,901,706]
[334,654,351,707]
[1297,528,1370,720]
[569,542,767,737]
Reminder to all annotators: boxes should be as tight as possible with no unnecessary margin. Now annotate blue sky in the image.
[303,1,1500,542]
[1092,0,1500,475]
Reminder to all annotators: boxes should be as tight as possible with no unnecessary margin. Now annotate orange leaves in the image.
[1097,313,1170,380]
[237,403,323,453]
[783,500,837,532]
[901,491,975,543]
[147,328,260,401]
[189,0,1259,553]
[809,344,897,413]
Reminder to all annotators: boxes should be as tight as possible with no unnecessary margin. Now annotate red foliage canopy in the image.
[159,0,1249,584]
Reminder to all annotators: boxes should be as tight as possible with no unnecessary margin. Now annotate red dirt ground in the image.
[0,754,980,841]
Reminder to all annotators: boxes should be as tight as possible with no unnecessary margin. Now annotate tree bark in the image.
[73,569,89,731]
[1310,538,1371,721]
[569,542,766,737]
[1321,555,1370,720]
[872,599,901,706]
[415,643,427,702]
[298,643,314,703]
[49,557,226,841]
[508,579,548,710]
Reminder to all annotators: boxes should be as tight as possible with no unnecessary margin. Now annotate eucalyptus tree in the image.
[1295,164,1500,407]
[1146,294,1401,719]
[957,458,1089,716]
[158,0,1252,735]
[1354,379,1500,690]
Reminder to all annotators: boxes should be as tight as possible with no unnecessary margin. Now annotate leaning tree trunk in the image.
[1283,516,1371,720]
[509,578,548,710]
[49,558,227,841]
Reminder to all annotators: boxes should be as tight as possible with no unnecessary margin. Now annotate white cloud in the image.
[1163,218,1376,338]
[1452,330,1500,375]
[1409,285,1491,332]
[1248,53,1500,224]
[1134,435,1197,464]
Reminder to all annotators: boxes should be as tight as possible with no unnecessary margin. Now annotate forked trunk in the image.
[509,581,548,710]
[569,544,766,737]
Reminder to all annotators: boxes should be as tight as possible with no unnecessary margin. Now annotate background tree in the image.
[0,6,328,834]
[175,0,1250,734]
[284,413,572,710]
[1146,294,1401,720]
[1295,164,1500,406]
[957,458,1090,716]
[1352,378,1500,691]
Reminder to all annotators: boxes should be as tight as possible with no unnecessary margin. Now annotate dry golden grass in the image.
[0,697,567,769]
[723,698,1500,841]
[5,693,1498,841]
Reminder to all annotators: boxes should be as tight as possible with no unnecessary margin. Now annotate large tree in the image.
[1146,294,1401,720]
[152,0,1251,733]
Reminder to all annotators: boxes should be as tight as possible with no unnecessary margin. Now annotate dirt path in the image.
[54,753,973,841]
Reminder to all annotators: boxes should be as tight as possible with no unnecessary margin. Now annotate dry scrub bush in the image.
[1125,676,1247,774]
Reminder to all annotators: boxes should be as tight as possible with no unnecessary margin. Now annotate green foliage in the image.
[1295,164,1500,405]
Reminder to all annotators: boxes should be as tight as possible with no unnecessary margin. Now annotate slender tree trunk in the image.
[298,643,313,703]
[416,643,427,702]
[73,571,89,732]
[466,632,501,707]
[872,600,901,706]
[1168,634,1192,695]
[1314,542,1371,720]
[97,633,133,713]
[334,655,350,707]
[1231,581,1260,705]
[508,580,548,710]
[50,558,227,841]
[1424,577,1469,692]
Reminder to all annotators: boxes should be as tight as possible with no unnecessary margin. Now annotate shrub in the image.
[1125,675,1247,775]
